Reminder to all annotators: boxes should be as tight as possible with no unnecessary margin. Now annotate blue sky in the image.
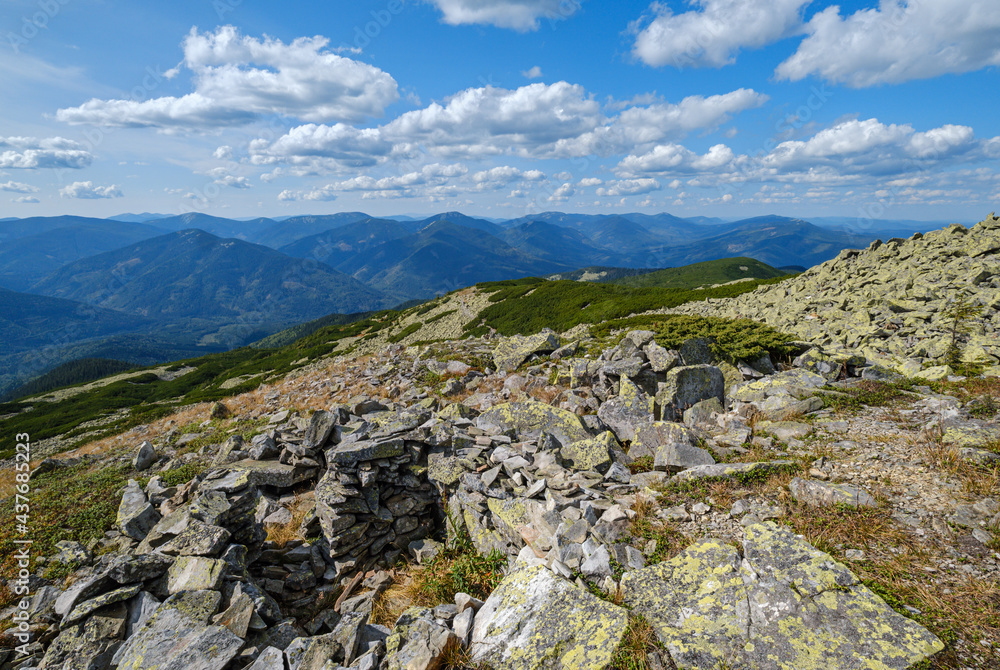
[1,0,998,222]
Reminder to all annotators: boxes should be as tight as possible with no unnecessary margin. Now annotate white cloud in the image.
[776,0,1000,87]
[0,136,92,169]
[255,82,766,171]
[57,26,399,130]
[59,181,123,199]
[632,0,811,68]
[760,118,980,174]
[13,196,39,203]
[548,182,575,201]
[618,143,738,175]
[426,0,580,31]
[278,163,468,200]
[578,177,603,187]
[522,65,543,79]
[596,178,661,196]
[251,123,395,168]
[213,145,233,159]
[382,82,603,158]
[0,180,39,193]
[612,89,767,144]
[472,165,545,188]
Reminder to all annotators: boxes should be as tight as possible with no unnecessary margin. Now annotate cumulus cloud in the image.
[760,118,980,174]
[383,82,603,158]
[57,26,399,130]
[632,0,811,68]
[618,143,738,175]
[596,178,661,196]
[59,181,123,199]
[13,196,39,203]
[278,163,468,200]
[522,65,543,78]
[578,177,603,187]
[425,0,580,31]
[213,145,233,159]
[0,136,92,169]
[251,123,395,168]
[255,83,766,170]
[776,0,1000,87]
[0,180,39,193]
[472,165,545,189]
[548,182,575,201]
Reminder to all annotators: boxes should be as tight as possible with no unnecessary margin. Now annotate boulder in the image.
[560,431,623,473]
[788,477,878,508]
[492,331,560,371]
[133,441,156,471]
[478,400,591,448]
[383,607,458,670]
[596,377,654,442]
[621,522,944,669]
[470,564,628,669]
[113,590,242,670]
[117,480,161,541]
[656,365,725,422]
[166,556,228,594]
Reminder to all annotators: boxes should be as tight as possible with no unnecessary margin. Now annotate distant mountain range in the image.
[0,209,953,395]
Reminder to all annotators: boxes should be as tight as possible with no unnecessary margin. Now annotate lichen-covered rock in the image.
[117,480,160,541]
[789,477,878,508]
[39,600,128,670]
[478,400,591,447]
[166,556,228,594]
[597,377,654,442]
[113,590,242,670]
[328,437,406,465]
[560,431,623,473]
[622,522,944,670]
[470,564,628,669]
[492,330,560,371]
[63,584,142,625]
[383,607,457,670]
[629,422,713,475]
[157,521,231,556]
[656,365,725,421]
[223,459,317,489]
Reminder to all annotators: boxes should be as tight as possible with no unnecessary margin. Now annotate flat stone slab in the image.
[621,521,944,670]
[328,437,406,465]
[789,477,878,508]
[671,460,795,483]
[478,400,591,448]
[492,331,560,371]
[224,459,317,489]
[471,564,628,669]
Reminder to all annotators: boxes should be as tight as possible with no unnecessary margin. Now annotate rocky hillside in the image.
[3,314,999,669]
[2,217,1000,669]
[674,214,1000,378]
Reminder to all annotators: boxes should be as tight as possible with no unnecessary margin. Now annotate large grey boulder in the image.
[492,330,560,371]
[629,422,714,472]
[113,590,243,670]
[478,400,591,448]
[621,522,944,670]
[117,480,161,541]
[470,564,628,669]
[656,365,725,421]
[596,377,654,442]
